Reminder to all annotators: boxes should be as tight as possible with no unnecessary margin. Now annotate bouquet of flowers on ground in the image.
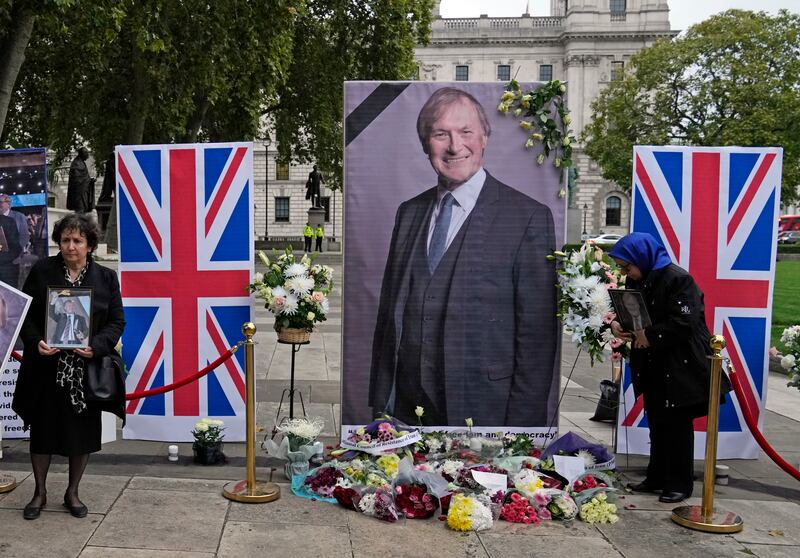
[500,491,541,524]
[446,493,494,532]
[358,487,400,522]
[394,483,438,519]
[302,464,344,498]
[569,472,618,524]
[546,490,579,521]
[265,417,325,479]
[249,248,333,332]
[776,325,800,390]
[339,416,421,456]
[549,242,623,363]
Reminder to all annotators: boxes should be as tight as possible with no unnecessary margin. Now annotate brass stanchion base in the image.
[0,473,17,494]
[222,480,281,503]
[671,505,744,533]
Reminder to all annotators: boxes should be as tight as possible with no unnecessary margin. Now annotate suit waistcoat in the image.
[396,210,472,420]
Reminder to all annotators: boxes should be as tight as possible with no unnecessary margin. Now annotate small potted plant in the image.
[249,248,334,343]
[191,418,226,465]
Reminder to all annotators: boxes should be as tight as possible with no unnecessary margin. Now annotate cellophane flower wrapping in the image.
[358,486,401,522]
[500,491,541,524]
[446,494,494,532]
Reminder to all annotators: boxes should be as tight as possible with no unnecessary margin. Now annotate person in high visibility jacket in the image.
[303,223,313,252]
[314,225,324,252]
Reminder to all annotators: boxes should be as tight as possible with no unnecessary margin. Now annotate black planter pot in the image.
[193,442,225,465]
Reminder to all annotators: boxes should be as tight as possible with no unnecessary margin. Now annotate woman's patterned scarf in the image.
[55,262,89,414]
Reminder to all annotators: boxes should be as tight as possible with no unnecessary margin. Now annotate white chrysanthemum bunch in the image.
[549,241,622,364]
[192,418,225,447]
[249,248,334,332]
[276,416,325,450]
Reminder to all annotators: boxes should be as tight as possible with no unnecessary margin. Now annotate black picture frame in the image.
[45,287,93,349]
[608,289,652,332]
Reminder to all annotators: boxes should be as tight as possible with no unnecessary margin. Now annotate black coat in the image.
[626,263,725,414]
[12,254,126,426]
[369,172,559,425]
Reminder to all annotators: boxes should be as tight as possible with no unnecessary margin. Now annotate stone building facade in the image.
[416,0,677,240]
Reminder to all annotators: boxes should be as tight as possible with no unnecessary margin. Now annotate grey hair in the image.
[416,87,491,154]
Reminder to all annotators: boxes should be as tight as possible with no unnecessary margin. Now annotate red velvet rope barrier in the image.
[9,345,242,402]
[728,364,800,482]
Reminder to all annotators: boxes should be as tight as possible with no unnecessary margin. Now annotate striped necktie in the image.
[428,193,455,273]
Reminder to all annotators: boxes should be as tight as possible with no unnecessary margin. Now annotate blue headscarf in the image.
[609,232,672,275]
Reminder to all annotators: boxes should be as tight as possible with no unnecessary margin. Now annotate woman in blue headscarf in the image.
[609,232,720,503]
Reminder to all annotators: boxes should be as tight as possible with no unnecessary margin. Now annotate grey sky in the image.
[440,1,799,31]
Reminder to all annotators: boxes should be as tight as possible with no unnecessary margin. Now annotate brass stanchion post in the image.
[223,323,281,503]
[0,473,16,494]
[671,335,743,533]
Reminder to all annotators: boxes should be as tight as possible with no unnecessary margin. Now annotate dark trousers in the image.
[315,237,322,252]
[304,236,312,252]
[644,403,701,495]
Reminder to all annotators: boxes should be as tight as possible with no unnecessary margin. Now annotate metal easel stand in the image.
[271,339,309,437]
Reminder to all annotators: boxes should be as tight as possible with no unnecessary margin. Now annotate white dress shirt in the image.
[426,168,486,254]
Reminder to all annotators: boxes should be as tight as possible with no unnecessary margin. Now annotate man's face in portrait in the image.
[64,300,75,314]
[426,98,488,189]
[622,294,640,317]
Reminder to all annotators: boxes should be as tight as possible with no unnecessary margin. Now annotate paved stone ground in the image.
[1,252,799,557]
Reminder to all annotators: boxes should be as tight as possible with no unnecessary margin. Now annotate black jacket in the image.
[368,172,558,426]
[626,263,726,414]
[12,255,126,426]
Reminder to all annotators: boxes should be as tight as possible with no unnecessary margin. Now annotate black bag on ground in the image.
[590,379,620,423]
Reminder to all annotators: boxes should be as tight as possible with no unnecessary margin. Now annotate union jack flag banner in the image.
[617,146,783,459]
[117,143,254,441]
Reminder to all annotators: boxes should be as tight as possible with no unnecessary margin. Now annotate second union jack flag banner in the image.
[117,143,254,441]
[617,146,783,459]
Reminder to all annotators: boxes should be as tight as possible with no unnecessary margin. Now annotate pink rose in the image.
[769,346,779,357]
[311,291,325,303]
[274,296,286,307]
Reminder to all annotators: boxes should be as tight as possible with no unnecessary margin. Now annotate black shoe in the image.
[658,491,689,503]
[23,496,46,520]
[63,500,88,518]
[627,481,662,493]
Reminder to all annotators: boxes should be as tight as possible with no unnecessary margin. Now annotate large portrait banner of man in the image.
[342,82,565,442]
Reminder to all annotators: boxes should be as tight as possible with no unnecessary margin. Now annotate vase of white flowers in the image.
[249,248,334,342]
[192,418,226,465]
[264,417,325,480]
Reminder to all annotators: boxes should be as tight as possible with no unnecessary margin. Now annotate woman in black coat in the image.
[609,232,717,503]
[12,213,125,519]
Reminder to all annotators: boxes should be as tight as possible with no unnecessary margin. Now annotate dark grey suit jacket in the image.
[369,172,559,426]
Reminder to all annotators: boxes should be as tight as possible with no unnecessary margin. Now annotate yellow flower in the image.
[558,188,566,198]
[554,157,562,167]
[532,133,543,140]
[519,121,533,130]
[501,91,515,102]
[497,103,509,114]
[307,311,315,321]
[537,153,546,165]
[415,406,424,418]
[465,417,473,428]
[563,115,571,125]
[525,138,534,149]
[559,84,567,93]
[447,494,475,532]
[376,454,400,478]
[513,108,522,117]
[562,137,571,147]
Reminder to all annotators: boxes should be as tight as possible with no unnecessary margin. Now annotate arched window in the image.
[606,195,621,226]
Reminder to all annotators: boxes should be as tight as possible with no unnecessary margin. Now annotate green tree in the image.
[2,0,433,191]
[270,0,433,189]
[583,9,800,204]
